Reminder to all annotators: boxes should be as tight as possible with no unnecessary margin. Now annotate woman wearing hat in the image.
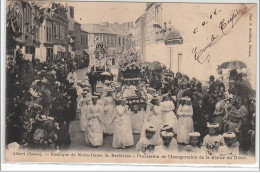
[140,96,162,145]
[85,96,103,147]
[177,96,194,145]
[112,98,134,149]
[102,89,116,135]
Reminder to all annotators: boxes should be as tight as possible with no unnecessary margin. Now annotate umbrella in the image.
[100,71,112,76]
[217,61,247,70]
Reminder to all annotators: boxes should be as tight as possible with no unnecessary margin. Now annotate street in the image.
[68,67,140,152]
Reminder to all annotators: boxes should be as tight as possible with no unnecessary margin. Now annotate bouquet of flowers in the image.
[119,48,142,72]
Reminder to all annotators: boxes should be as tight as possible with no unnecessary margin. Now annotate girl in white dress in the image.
[202,123,225,155]
[183,132,205,154]
[112,98,134,149]
[79,89,92,132]
[129,101,145,134]
[177,96,194,144]
[102,89,116,135]
[154,131,178,153]
[160,94,178,133]
[219,132,239,156]
[85,96,103,147]
[140,96,163,145]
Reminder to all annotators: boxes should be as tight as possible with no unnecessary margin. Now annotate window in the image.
[108,37,111,45]
[104,37,107,45]
[112,37,115,45]
[123,38,125,46]
[119,37,121,46]
[86,35,88,44]
[46,27,49,41]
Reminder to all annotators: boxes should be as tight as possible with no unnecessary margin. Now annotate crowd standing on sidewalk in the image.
[6,48,256,157]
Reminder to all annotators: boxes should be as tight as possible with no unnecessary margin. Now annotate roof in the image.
[164,28,182,41]
[108,23,129,36]
[81,24,116,34]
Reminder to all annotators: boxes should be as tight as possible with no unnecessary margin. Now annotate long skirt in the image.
[102,104,116,134]
[80,109,88,132]
[161,111,178,134]
[129,110,145,134]
[177,116,194,144]
[112,114,134,148]
[85,117,103,147]
[213,114,224,133]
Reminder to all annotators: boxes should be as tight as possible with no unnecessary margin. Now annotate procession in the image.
[5,1,256,159]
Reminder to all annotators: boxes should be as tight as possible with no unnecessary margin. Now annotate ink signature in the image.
[192,4,256,64]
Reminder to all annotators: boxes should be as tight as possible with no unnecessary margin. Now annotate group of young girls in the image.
[70,74,240,156]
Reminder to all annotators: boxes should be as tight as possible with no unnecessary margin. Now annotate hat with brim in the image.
[223,132,236,138]
[94,92,100,96]
[207,122,219,128]
[148,88,156,92]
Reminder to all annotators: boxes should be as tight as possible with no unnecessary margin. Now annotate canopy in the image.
[217,61,247,70]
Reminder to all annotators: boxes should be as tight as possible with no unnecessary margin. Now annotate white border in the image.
[1,0,259,171]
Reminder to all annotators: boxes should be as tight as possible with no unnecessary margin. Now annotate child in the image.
[177,96,194,144]
[155,131,178,153]
[112,98,134,149]
[219,132,239,156]
[183,132,205,154]
[202,123,225,155]
[136,126,157,154]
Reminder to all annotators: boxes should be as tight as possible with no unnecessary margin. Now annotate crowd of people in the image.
[6,49,80,150]
[6,47,256,157]
[71,64,255,156]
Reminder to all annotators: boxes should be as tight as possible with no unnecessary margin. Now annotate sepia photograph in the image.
[2,0,259,168]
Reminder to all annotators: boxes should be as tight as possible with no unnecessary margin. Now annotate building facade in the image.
[134,14,146,61]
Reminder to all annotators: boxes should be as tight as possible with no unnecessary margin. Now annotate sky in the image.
[67,2,146,24]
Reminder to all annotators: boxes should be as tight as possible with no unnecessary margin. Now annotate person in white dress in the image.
[136,126,158,154]
[140,96,163,145]
[112,98,134,149]
[102,89,116,135]
[102,80,111,98]
[218,132,239,156]
[129,100,145,134]
[66,70,78,84]
[79,89,92,132]
[160,94,178,134]
[202,123,225,155]
[122,80,134,98]
[177,96,194,144]
[183,132,205,154]
[155,131,178,153]
[84,96,103,147]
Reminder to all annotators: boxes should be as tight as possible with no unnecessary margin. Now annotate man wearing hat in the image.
[208,75,217,94]
[219,132,239,156]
